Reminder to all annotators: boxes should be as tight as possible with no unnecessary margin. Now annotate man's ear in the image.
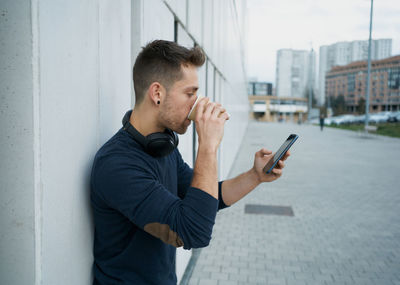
[148,82,164,106]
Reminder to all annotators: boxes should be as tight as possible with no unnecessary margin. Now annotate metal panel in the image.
[245,204,295,217]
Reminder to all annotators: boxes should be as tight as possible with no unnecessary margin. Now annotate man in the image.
[91,40,290,284]
[320,114,325,131]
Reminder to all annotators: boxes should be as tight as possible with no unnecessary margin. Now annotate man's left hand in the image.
[252,148,290,183]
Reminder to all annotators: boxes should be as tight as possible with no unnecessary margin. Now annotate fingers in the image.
[203,101,216,118]
[275,160,285,169]
[282,150,291,161]
[210,103,223,118]
[257,149,291,181]
[256,148,272,158]
[195,97,210,121]
[271,167,282,176]
[218,111,230,121]
[197,99,229,122]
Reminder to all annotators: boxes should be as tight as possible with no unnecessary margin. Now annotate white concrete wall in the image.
[0,0,248,284]
[1,0,131,284]
[0,1,36,284]
[38,1,131,284]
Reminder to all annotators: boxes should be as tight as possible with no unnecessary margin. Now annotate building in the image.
[319,39,392,106]
[247,81,273,96]
[248,80,307,122]
[275,49,316,100]
[248,80,308,124]
[325,55,400,113]
[0,1,248,284]
[249,95,308,122]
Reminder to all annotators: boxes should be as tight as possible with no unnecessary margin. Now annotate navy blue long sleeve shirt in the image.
[90,129,228,285]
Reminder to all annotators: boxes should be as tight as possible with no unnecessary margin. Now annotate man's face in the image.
[159,64,199,134]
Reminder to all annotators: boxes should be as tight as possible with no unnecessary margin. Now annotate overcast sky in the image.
[246,0,400,83]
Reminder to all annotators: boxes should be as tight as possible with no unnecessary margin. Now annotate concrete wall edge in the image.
[31,0,42,284]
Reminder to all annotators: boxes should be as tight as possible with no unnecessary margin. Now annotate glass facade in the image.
[247,82,273,95]
[388,67,400,90]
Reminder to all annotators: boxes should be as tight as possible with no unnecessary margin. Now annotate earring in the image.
[157,101,160,105]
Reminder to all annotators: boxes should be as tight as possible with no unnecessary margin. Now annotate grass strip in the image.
[326,123,400,138]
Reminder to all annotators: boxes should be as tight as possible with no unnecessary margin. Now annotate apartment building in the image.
[275,49,316,99]
[319,39,392,105]
[325,55,400,113]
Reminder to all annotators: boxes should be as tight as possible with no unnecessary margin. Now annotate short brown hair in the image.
[133,40,205,105]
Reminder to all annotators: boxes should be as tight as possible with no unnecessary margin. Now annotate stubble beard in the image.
[159,96,188,135]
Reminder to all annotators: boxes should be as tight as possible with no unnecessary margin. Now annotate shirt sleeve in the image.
[175,150,229,210]
[93,155,218,250]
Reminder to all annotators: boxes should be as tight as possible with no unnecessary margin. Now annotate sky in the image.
[246,0,400,83]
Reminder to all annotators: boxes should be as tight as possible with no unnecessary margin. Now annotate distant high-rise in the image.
[319,39,392,106]
[275,49,316,99]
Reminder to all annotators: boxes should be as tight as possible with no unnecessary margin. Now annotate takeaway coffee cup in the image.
[187,94,230,121]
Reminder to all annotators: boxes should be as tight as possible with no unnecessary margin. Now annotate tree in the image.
[331,95,346,115]
[357,97,366,114]
[319,106,327,116]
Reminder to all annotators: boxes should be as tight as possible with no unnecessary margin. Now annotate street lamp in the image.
[365,0,373,130]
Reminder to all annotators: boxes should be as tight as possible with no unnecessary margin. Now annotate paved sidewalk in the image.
[187,121,400,285]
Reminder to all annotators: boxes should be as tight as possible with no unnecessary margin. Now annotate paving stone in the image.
[210,272,228,281]
[186,122,400,285]
[198,279,218,285]
[218,281,237,285]
[187,277,199,285]
[248,275,267,283]
[228,273,248,282]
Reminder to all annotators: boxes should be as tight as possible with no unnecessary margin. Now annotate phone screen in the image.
[263,134,298,174]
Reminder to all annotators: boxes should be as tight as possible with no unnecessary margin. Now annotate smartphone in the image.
[263,134,298,174]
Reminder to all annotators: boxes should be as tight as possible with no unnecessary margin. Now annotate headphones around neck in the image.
[122,110,179,157]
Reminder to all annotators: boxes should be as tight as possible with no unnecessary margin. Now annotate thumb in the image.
[256,148,272,157]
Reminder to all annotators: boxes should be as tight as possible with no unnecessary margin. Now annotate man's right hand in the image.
[194,97,229,153]
[191,97,229,200]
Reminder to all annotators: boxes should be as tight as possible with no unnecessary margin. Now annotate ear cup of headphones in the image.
[164,128,179,148]
[146,130,179,157]
[122,110,179,157]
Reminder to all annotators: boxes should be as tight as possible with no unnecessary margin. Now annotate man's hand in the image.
[191,97,229,200]
[252,148,290,183]
[194,97,229,153]
[219,148,291,206]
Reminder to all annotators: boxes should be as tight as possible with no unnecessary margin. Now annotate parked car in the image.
[324,117,333,126]
[369,111,391,124]
[310,116,332,125]
[354,114,366,124]
[331,114,357,125]
[388,111,400,122]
